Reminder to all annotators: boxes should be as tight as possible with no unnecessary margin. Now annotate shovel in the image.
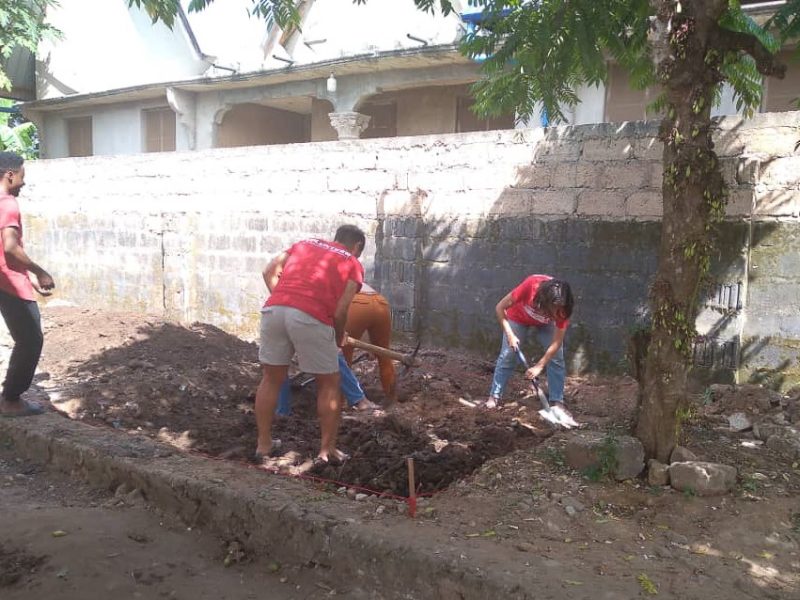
[515,349,574,429]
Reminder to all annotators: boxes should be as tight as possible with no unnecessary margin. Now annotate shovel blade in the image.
[538,408,571,429]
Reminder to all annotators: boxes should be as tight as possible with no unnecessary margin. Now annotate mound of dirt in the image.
[32,308,645,495]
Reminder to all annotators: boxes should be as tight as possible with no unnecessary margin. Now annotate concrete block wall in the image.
[19,112,800,387]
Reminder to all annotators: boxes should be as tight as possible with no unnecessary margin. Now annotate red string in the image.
[191,448,443,517]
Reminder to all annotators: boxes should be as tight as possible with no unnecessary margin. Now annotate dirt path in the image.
[0,445,360,600]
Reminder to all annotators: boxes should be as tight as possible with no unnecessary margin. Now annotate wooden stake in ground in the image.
[406,457,416,518]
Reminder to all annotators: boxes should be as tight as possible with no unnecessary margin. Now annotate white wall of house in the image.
[41,100,174,158]
[38,0,208,100]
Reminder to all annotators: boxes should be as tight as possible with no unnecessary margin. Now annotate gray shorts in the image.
[259,305,338,374]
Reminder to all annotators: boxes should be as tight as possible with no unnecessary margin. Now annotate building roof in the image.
[22,44,467,112]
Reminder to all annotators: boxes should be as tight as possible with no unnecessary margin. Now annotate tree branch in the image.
[715,27,787,79]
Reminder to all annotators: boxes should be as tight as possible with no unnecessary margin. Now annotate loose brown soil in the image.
[35,307,572,495]
[16,306,800,598]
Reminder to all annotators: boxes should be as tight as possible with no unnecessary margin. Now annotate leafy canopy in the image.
[0,0,60,93]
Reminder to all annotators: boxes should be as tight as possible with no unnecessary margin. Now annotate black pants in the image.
[0,291,43,402]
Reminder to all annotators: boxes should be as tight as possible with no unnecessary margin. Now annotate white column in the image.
[328,111,371,140]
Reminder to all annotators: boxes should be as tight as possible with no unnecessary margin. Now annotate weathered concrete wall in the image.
[19,112,800,387]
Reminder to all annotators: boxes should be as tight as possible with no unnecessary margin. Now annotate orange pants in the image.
[343,292,396,401]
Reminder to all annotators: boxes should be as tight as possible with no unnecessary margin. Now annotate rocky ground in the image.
[2,306,799,598]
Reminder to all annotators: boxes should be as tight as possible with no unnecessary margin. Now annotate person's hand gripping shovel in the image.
[515,349,577,429]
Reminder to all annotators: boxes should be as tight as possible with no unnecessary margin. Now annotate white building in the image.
[20,0,800,158]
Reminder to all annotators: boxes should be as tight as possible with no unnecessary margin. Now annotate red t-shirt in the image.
[264,239,364,326]
[0,193,35,301]
[505,275,569,330]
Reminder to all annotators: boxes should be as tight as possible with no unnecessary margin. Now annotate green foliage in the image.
[0,0,60,91]
[675,403,697,441]
[791,511,800,533]
[740,474,759,494]
[582,433,619,482]
[463,0,652,124]
[542,446,565,469]
[0,100,37,159]
[701,387,714,406]
[128,0,181,28]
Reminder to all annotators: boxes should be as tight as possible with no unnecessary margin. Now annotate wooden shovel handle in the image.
[344,336,416,366]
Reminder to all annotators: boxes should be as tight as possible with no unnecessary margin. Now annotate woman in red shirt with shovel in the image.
[487,275,575,426]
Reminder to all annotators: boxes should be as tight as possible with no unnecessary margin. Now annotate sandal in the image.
[313,450,351,468]
[252,439,283,464]
[483,397,500,410]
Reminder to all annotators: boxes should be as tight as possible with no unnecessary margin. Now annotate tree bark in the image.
[636,0,786,461]
[636,0,730,462]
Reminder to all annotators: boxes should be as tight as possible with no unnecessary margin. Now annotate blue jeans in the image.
[489,320,565,403]
[276,353,364,416]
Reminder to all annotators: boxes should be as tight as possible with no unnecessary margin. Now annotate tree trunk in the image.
[636,0,729,462]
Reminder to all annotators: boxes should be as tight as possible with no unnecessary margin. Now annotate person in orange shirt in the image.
[341,283,396,403]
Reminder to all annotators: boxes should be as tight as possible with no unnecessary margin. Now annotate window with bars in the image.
[143,107,176,153]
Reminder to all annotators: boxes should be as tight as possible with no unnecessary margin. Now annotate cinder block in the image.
[626,191,663,219]
[753,188,797,217]
[534,190,578,215]
[634,137,663,161]
[582,137,635,161]
[760,156,800,188]
[488,189,534,215]
[407,169,465,192]
[726,188,755,217]
[576,190,626,217]
[514,164,552,189]
[601,162,650,189]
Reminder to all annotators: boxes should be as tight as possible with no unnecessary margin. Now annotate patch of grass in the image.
[740,475,759,494]
[682,486,696,498]
[542,447,566,469]
[791,512,800,534]
[675,404,698,441]
[637,573,658,595]
[582,433,619,482]
[701,387,714,406]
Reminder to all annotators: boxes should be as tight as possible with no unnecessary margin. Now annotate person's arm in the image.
[262,252,289,292]
[495,292,520,350]
[525,326,567,379]
[333,280,360,347]
[2,227,54,295]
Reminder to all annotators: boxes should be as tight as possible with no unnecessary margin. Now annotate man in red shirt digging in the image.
[255,225,366,466]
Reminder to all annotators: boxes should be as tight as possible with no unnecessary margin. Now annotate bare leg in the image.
[315,371,343,461]
[255,364,289,456]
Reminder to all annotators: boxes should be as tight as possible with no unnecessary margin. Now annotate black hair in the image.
[334,224,366,249]
[534,278,574,320]
[0,152,24,174]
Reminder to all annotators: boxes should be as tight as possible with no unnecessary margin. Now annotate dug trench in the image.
[31,307,557,497]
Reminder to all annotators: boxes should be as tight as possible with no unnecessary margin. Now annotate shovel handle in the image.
[516,349,550,410]
[344,336,417,367]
